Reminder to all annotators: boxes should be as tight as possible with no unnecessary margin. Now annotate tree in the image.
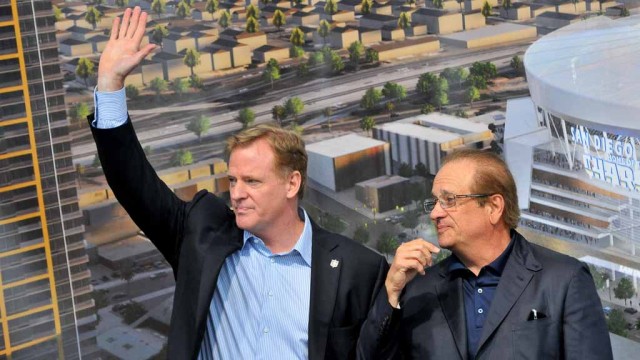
[470,61,498,80]
[348,41,365,71]
[469,75,487,89]
[382,82,407,102]
[183,49,201,77]
[246,16,260,33]
[122,301,146,325]
[318,20,331,45]
[94,289,109,309]
[115,0,129,7]
[172,149,193,166]
[151,24,169,50]
[614,277,635,305]
[510,55,525,76]
[398,11,411,29]
[171,77,189,97]
[329,51,344,74]
[246,4,260,20]
[69,102,91,126]
[238,107,256,129]
[414,162,428,177]
[502,0,512,16]
[361,0,372,14]
[308,51,325,66]
[52,5,63,21]
[272,105,286,125]
[125,84,139,100]
[119,260,135,300]
[588,265,606,291]
[360,87,382,111]
[176,1,190,18]
[285,97,304,121]
[416,72,448,108]
[151,0,167,19]
[365,48,379,63]
[325,0,338,15]
[400,210,420,229]
[218,10,231,28]
[353,225,369,244]
[481,0,492,18]
[621,7,630,16]
[297,61,309,77]
[607,309,628,337]
[398,162,413,177]
[570,0,578,12]
[149,77,168,99]
[75,58,95,88]
[189,74,204,89]
[85,6,102,30]
[421,104,435,114]
[290,45,304,58]
[290,27,305,47]
[408,182,426,209]
[440,67,468,89]
[263,58,280,89]
[320,212,346,234]
[273,9,286,31]
[466,86,480,105]
[360,115,376,136]
[186,115,211,142]
[377,232,398,256]
[433,0,444,9]
[386,101,395,120]
[205,0,219,22]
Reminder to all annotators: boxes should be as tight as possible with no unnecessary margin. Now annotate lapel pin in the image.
[330,259,339,268]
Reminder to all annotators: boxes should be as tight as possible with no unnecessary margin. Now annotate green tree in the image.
[272,105,286,125]
[151,24,169,50]
[205,0,219,22]
[285,97,304,121]
[52,5,63,21]
[348,41,365,71]
[466,85,480,105]
[189,74,204,89]
[171,77,189,97]
[377,232,398,256]
[353,225,369,244]
[273,9,286,31]
[176,1,191,19]
[290,46,304,58]
[414,162,428,177]
[614,277,635,305]
[365,48,379,63]
[386,101,395,120]
[421,104,435,114]
[238,107,256,129]
[125,84,139,100]
[318,20,331,45]
[588,265,607,291]
[263,58,281,89]
[398,162,413,177]
[361,0,372,14]
[186,115,211,142]
[360,87,382,111]
[469,75,487,89]
[115,0,129,7]
[440,67,468,89]
[85,6,102,30]
[320,212,346,234]
[122,301,146,325]
[75,58,95,88]
[308,51,325,66]
[183,49,201,77]
[607,309,628,337]
[510,55,525,76]
[246,16,260,33]
[502,0,512,16]
[151,0,167,19]
[149,77,168,99]
[329,51,344,73]
[290,27,305,47]
[218,10,231,28]
[416,72,448,108]
[360,115,376,136]
[172,149,193,166]
[119,260,135,300]
[94,289,109,309]
[246,4,260,20]
[433,0,444,9]
[297,61,310,77]
[481,0,492,18]
[398,11,411,29]
[382,82,407,102]
[470,61,497,80]
[621,7,630,16]
[69,102,91,126]
[325,0,338,14]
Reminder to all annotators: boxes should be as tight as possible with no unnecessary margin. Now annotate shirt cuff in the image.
[93,86,128,129]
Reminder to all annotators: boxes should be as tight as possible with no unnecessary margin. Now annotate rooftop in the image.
[356,175,408,189]
[306,133,387,158]
[375,122,460,143]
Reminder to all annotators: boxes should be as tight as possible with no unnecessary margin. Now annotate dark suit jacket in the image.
[358,232,613,360]
[90,117,389,360]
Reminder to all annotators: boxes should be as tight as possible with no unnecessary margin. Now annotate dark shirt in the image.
[448,235,515,359]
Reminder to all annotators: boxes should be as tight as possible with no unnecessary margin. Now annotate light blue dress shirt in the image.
[93,90,313,358]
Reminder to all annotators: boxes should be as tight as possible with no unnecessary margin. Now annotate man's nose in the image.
[430,201,445,221]
[230,182,246,200]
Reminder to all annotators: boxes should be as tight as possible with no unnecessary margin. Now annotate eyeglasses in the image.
[423,194,492,212]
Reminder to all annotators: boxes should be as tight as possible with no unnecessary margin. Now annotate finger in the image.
[135,44,157,63]
[109,16,120,41]
[126,6,141,39]
[119,8,132,39]
[132,11,149,42]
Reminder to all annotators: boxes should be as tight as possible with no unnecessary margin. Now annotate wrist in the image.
[386,282,400,308]
[97,75,124,92]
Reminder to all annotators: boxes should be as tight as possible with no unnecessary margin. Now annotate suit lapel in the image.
[476,234,541,353]
[308,226,341,360]
[436,262,468,360]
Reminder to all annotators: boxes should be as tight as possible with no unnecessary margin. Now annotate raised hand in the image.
[98,7,156,92]
[385,239,440,308]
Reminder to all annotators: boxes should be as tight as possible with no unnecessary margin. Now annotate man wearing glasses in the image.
[358,149,612,359]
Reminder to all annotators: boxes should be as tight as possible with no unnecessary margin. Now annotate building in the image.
[507,16,640,285]
[355,175,411,213]
[412,8,463,35]
[0,0,97,358]
[306,134,390,192]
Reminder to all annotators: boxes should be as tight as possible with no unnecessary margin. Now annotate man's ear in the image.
[487,194,505,225]
[286,171,302,199]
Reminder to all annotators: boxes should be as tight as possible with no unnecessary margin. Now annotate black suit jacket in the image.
[90,117,389,360]
[358,232,613,360]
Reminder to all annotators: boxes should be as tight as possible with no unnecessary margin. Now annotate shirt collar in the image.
[447,232,516,276]
[242,208,313,267]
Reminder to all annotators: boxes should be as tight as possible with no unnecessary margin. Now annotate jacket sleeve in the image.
[89,115,187,269]
[357,284,403,360]
[562,262,613,360]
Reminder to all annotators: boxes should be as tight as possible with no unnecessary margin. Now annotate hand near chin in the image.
[385,239,440,307]
[98,6,156,92]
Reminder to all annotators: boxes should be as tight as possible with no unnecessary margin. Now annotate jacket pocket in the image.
[326,323,360,360]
